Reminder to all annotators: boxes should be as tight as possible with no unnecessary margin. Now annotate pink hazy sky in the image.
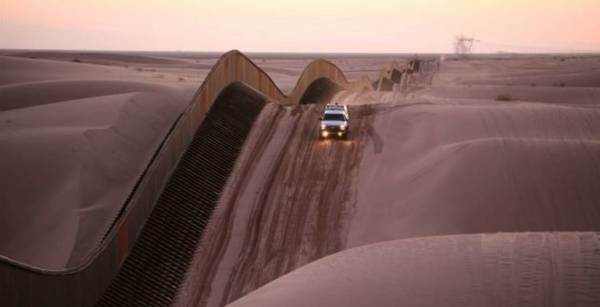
[1,0,599,53]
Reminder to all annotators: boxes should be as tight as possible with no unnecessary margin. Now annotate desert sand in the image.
[227,232,600,307]
[1,51,599,306]
[0,52,199,268]
[0,51,406,269]
[175,55,600,307]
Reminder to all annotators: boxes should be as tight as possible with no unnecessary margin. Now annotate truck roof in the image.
[324,104,349,116]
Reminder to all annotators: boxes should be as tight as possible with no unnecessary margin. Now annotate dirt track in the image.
[222,104,376,302]
[176,102,377,306]
[6,51,600,307]
[176,56,600,307]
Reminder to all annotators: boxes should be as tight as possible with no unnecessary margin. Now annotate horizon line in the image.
[2,47,600,56]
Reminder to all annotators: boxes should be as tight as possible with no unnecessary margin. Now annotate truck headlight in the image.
[340,124,347,130]
[321,124,326,130]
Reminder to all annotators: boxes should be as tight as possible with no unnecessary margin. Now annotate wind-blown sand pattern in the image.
[0,54,192,269]
[0,50,407,306]
[175,56,600,307]
[228,232,600,307]
[0,50,369,268]
[1,50,599,307]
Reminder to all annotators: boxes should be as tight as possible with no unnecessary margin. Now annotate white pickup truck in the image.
[319,104,349,140]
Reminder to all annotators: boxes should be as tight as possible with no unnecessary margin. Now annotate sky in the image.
[1,0,600,53]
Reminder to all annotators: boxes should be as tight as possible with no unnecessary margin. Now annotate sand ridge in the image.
[174,54,600,307]
[1,51,600,305]
[227,232,600,307]
[176,103,375,306]
[0,50,417,270]
[0,54,193,268]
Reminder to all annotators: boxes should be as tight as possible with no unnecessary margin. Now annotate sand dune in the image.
[0,79,183,110]
[0,55,203,99]
[177,103,372,306]
[0,55,124,85]
[5,51,186,65]
[437,56,600,88]
[349,100,600,247]
[0,54,193,269]
[424,85,600,105]
[0,51,402,271]
[0,91,183,268]
[176,55,600,307]
[1,51,599,305]
[228,232,600,307]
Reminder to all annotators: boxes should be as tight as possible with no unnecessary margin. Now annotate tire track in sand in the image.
[220,104,375,304]
[176,105,286,307]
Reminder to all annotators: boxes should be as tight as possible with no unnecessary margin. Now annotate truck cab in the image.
[319,104,349,139]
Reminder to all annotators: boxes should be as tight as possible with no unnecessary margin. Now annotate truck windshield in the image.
[323,114,345,121]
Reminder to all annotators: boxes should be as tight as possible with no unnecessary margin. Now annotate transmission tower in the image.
[454,35,478,56]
